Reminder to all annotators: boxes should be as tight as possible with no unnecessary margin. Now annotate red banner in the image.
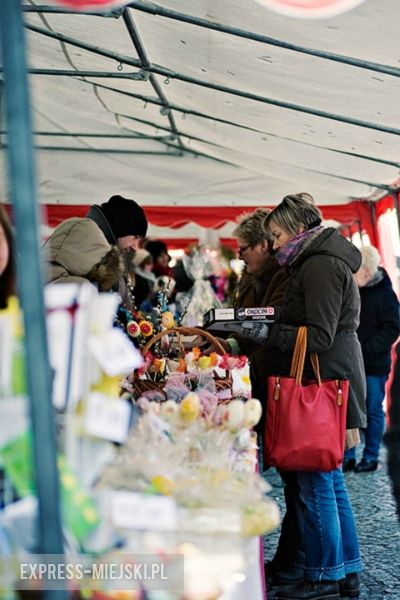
[54,0,128,9]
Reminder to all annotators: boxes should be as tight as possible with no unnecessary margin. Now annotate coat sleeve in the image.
[228,268,289,355]
[362,289,400,358]
[268,257,345,353]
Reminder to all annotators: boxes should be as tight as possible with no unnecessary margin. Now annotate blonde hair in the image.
[263,194,322,236]
[233,208,270,247]
[360,245,380,275]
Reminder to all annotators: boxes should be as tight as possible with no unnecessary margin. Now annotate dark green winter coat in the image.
[267,227,367,429]
[232,256,289,403]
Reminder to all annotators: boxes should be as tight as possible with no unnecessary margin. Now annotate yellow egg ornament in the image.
[180,392,200,422]
[198,355,212,370]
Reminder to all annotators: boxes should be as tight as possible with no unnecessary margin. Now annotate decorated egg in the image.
[244,399,262,428]
[180,392,200,422]
[226,399,245,430]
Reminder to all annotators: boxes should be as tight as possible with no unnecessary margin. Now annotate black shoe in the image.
[342,458,356,473]
[265,561,303,586]
[354,458,378,473]
[272,572,304,586]
[276,580,339,600]
[339,573,360,597]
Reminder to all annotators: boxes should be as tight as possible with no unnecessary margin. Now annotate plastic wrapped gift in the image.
[96,410,280,540]
[175,248,221,327]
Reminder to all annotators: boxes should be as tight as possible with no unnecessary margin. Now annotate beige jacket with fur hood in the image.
[43,218,122,291]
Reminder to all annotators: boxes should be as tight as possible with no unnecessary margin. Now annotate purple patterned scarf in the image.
[276,226,323,266]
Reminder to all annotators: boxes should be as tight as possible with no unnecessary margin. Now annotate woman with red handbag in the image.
[263,195,366,600]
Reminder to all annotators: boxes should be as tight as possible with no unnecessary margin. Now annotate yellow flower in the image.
[152,357,166,374]
[209,352,218,367]
[139,320,153,337]
[152,475,176,496]
[161,311,175,329]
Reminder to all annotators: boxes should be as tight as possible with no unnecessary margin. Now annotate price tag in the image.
[84,393,131,443]
[88,328,143,375]
[111,492,177,531]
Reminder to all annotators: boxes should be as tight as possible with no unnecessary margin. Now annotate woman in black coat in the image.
[263,195,366,600]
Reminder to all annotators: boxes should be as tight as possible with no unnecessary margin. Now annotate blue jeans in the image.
[345,374,388,462]
[297,468,362,581]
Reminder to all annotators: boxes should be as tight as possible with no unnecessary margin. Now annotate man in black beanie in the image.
[43,195,148,309]
[87,194,148,251]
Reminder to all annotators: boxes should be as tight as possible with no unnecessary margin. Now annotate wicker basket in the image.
[133,326,230,400]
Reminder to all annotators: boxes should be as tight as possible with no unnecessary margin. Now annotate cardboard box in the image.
[203,306,279,329]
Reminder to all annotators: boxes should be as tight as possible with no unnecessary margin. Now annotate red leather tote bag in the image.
[264,327,348,471]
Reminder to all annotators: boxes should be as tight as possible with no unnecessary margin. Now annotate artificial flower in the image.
[152,357,166,374]
[139,320,153,337]
[219,354,229,370]
[177,358,187,373]
[161,311,175,329]
[192,347,201,360]
[209,352,219,367]
[126,320,141,338]
[137,351,153,376]
[236,355,248,369]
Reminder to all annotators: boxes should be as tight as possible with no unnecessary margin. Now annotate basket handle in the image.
[142,325,227,355]
[290,326,321,386]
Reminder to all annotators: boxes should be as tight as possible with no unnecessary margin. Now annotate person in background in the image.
[384,341,400,521]
[264,195,366,600]
[43,195,148,304]
[0,205,16,308]
[144,239,172,278]
[126,248,156,310]
[207,208,288,401]
[343,245,400,473]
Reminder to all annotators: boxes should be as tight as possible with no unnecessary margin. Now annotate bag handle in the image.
[142,325,227,355]
[289,326,322,386]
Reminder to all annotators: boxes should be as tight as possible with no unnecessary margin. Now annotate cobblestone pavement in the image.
[263,450,400,600]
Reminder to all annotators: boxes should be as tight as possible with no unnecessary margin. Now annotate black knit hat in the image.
[101,195,148,238]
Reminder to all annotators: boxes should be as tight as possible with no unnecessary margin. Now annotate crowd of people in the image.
[1,191,400,600]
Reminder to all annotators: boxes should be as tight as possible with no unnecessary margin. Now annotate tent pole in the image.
[102,85,400,168]
[0,0,65,589]
[369,201,378,247]
[25,1,400,81]
[121,9,185,150]
[24,24,400,138]
[127,1,400,80]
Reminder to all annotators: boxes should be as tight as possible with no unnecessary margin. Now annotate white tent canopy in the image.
[2,0,400,239]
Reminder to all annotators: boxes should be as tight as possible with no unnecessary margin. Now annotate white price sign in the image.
[88,328,143,376]
[112,492,177,531]
[84,393,131,443]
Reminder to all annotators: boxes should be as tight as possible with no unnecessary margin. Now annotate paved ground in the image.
[263,449,400,599]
